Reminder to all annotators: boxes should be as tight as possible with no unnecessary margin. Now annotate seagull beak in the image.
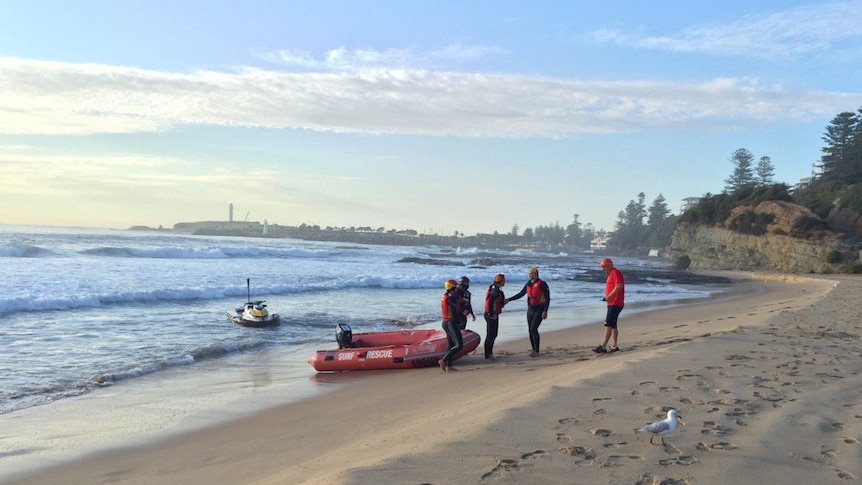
[677,416,685,426]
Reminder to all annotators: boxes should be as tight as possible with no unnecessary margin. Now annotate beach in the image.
[4,271,861,484]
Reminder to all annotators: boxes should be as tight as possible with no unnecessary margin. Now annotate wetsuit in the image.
[440,289,463,366]
[484,283,505,358]
[508,278,550,353]
[456,284,474,330]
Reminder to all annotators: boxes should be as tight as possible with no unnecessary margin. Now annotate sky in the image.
[2,1,862,236]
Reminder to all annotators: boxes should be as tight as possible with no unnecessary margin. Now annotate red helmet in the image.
[444,279,458,290]
[600,258,614,267]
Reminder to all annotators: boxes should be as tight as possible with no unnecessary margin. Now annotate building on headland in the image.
[229,203,234,222]
[590,230,613,251]
[680,197,702,213]
[795,144,836,191]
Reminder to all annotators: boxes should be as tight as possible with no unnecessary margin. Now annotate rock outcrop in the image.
[669,200,858,273]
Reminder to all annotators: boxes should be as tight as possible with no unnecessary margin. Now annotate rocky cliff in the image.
[669,200,859,273]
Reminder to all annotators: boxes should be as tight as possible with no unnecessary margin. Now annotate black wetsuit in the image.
[484,283,505,358]
[508,279,550,353]
[441,290,463,365]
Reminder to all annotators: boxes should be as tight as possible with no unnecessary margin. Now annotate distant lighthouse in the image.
[229,203,234,222]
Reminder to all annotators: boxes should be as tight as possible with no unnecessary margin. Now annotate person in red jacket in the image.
[483,273,507,362]
[594,258,625,353]
[505,267,550,357]
[439,279,463,372]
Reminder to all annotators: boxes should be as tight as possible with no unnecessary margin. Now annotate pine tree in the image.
[755,156,775,185]
[724,148,755,192]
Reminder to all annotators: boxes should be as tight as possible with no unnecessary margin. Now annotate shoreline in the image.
[0,278,735,478]
[6,272,860,484]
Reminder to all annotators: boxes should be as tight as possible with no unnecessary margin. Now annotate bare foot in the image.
[438,359,446,371]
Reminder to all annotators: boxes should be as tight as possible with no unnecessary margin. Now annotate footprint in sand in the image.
[600,455,644,468]
[558,445,596,465]
[602,441,629,449]
[843,437,859,444]
[799,446,838,466]
[588,428,613,437]
[558,417,579,425]
[700,421,729,436]
[658,455,698,466]
[556,433,572,443]
[635,473,690,485]
[480,458,520,480]
[521,450,547,460]
[696,441,737,451]
[480,451,548,481]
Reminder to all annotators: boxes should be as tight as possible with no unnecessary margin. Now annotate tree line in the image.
[681,105,862,236]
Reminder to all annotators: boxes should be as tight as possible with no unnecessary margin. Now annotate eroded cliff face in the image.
[669,201,855,273]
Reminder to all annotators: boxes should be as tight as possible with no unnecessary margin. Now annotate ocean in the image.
[0,224,728,474]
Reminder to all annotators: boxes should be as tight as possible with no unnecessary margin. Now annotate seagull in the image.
[636,409,683,445]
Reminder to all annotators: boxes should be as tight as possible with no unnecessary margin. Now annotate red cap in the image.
[600,258,613,267]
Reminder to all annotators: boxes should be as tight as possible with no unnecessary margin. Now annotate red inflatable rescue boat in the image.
[308,324,481,372]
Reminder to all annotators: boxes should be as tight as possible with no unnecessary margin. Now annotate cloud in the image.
[590,2,862,59]
[254,44,507,71]
[0,56,859,138]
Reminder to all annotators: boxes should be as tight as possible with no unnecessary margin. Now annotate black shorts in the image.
[605,305,624,329]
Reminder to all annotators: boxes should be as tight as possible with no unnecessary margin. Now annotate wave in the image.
[0,244,56,258]
[0,276,445,316]
[0,339,273,415]
[79,245,343,259]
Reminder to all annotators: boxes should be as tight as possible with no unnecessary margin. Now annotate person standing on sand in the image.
[439,279,463,372]
[505,267,550,357]
[594,257,625,354]
[483,273,506,362]
[456,276,476,330]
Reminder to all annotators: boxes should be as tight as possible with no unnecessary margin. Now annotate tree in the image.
[821,111,858,178]
[755,156,775,185]
[647,194,670,226]
[510,224,520,237]
[565,214,586,250]
[724,148,755,192]
[643,194,677,249]
[614,192,647,250]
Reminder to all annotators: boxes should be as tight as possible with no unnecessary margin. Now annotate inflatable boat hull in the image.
[308,329,480,372]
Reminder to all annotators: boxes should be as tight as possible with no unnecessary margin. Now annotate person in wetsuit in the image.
[439,279,463,372]
[483,273,506,361]
[455,276,476,330]
[505,267,550,357]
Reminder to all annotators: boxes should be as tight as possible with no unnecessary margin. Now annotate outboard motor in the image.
[336,323,353,349]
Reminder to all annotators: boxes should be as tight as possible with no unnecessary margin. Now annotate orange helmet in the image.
[600,258,614,267]
[494,273,506,283]
[444,279,458,290]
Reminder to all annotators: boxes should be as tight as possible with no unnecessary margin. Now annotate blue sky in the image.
[2,1,862,235]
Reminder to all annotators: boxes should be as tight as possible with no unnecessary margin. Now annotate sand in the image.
[4,272,861,485]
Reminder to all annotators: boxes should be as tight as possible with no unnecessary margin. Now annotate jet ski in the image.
[227,279,281,328]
